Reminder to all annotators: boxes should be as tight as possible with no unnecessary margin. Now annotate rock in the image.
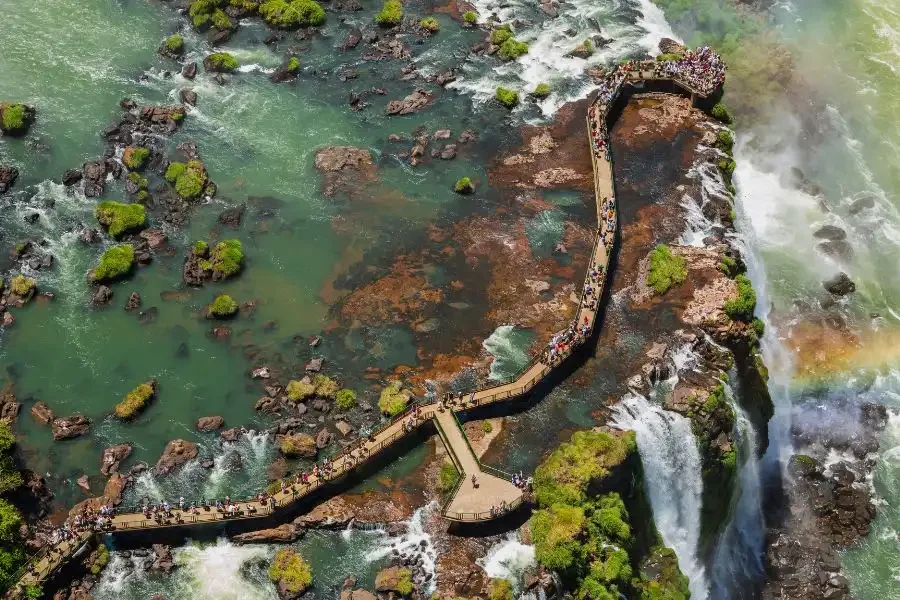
[76,475,91,493]
[314,146,373,173]
[813,225,846,241]
[179,89,198,106]
[818,239,853,262]
[0,166,18,194]
[385,89,434,116]
[154,439,199,475]
[182,62,198,79]
[823,272,856,296]
[1,312,12,327]
[658,37,687,54]
[434,70,456,86]
[457,129,476,144]
[79,228,100,244]
[305,358,324,372]
[252,366,271,379]
[316,429,333,449]
[232,524,303,544]
[52,415,91,440]
[439,144,457,160]
[125,292,141,311]
[335,420,353,437]
[31,401,55,425]
[309,336,321,347]
[342,28,362,50]
[375,567,411,594]
[196,416,224,431]
[848,194,875,215]
[279,433,317,458]
[554,242,568,254]
[82,161,107,197]
[341,590,377,600]
[256,396,281,413]
[218,205,245,229]
[62,169,83,186]
[92,285,113,305]
[221,427,242,442]
[100,444,133,476]
[151,544,177,573]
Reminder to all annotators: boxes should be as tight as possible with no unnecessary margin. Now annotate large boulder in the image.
[31,401,55,425]
[82,160,107,197]
[279,434,317,458]
[100,444,133,476]
[52,415,91,440]
[232,524,303,544]
[154,439,199,475]
[151,544,177,573]
[0,165,18,194]
[375,566,413,595]
[658,37,686,55]
[314,147,373,174]
[385,89,434,116]
[823,272,856,296]
[196,415,225,432]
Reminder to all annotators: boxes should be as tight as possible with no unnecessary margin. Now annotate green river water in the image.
[2,0,900,597]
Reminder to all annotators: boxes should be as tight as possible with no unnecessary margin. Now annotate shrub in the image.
[454,176,474,194]
[490,26,511,45]
[378,380,410,416]
[205,52,239,72]
[287,56,301,73]
[312,374,339,399]
[0,103,32,135]
[114,380,157,419]
[166,160,208,200]
[531,503,586,570]
[463,10,477,24]
[212,8,233,29]
[716,130,734,154]
[286,379,316,402]
[10,274,35,298]
[489,579,514,600]
[656,52,683,62]
[207,294,238,318]
[495,87,519,108]
[164,34,184,54]
[23,586,42,600]
[752,317,765,338]
[646,244,687,295]
[375,0,403,26]
[165,162,187,183]
[532,82,551,98]
[498,38,528,60]
[259,0,326,28]
[718,158,737,179]
[209,239,244,278]
[718,255,739,277]
[724,274,756,321]
[481,420,493,433]
[267,549,312,594]
[420,17,440,32]
[95,201,147,238]
[335,389,357,410]
[192,240,209,257]
[711,102,733,124]
[438,460,460,494]
[122,146,150,170]
[90,244,135,282]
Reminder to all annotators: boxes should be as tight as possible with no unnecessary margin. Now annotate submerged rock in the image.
[232,524,303,544]
[196,415,224,431]
[31,401,55,425]
[385,89,434,116]
[0,165,18,194]
[823,272,856,296]
[52,415,91,440]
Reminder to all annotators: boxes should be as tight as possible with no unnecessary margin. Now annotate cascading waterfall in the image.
[477,532,536,591]
[363,503,439,593]
[483,325,534,381]
[611,393,709,599]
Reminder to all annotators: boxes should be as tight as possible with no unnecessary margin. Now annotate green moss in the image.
[165,162,187,183]
[454,176,474,194]
[716,130,734,154]
[533,429,636,507]
[637,546,690,600]
[721,448,737,472]
[207,294,238,318]
[286,56,301,73]
[0,103,31,135]
[711,102,733,124]
[259,0,326,28]
[702,384,725,414]
[420,17,440,32]
[164,34,185,54]
[462,11,477,24]
[122,146,150,170]
[286,379,316,402]
[531,503,586,570]
[647,244,687,295]
[495,87,519,108]
[212,8,233,29]
[438,460,460,494]
[95,201,146,239]
[395,568,414,596]
[723,274,756,321]
[752,317,765,338]
[23,585,42,600]
[280,434,315,457]
[718,157,737,179]
[127,172,148,190]
[375,0,403,26]
[90,244,135,282]
[267,548,312,594]
[718,255,739,277]
[192,240,209,257]
[793,454,817,468]
[10,274,35,298]
[489,578,513,600]
[312,374,339,399]
[656,52,683,61]
[754,350,769,383]
[114,380,156,419]
[205,52,239,72]
[481,420,493,433]
[378,380,410,416]
[168,160,209,200]
[209,239,244,279]
[490,26,512,45]
[335,389,357,410]
[498,38,529,60]
[171,109,185,121]
[532,82,551,98]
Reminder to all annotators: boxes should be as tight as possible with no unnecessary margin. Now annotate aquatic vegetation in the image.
[207,294,238,318]
[192,240,209,257]
[259,0,325,28]
[489,578,513,600]
[267,548,312,594]
[95,201,147,239]
[495,87,519,108]
[335,389,357,410]
[532,82,551,98]
[286,56,301,73]
[165,160,209,200]
[209,239,244,279]
[718,254,739,277]
[498,38,529,61]
[114,380,157,420]
[710,102,733,124]
[89,244,134,282]
[395,569,414,595]
[312,374,339,399]
[646,244,687,295]
[9,274,35,298]
[454,176,474,194]
[438,460,460,494]
[204,52,239,72]
[723,274,756,321]
[122,146,150,170]
[164,34,184,54]
[375,0,403,26]
[462,11,477,24]
[286,379,316,402]
[378,380,410,416]
[87,544,109,575]
[0,103,33,136]
[490,26,512,45]
[419,17,439,32]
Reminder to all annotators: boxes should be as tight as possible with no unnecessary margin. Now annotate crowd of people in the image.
[654,45,727,95]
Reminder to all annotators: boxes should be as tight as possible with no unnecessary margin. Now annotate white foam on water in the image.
[363,503,438,593]
[483,325,532,381]
[477,532,535,587]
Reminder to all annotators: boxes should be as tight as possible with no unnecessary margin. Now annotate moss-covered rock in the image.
[279,433,317,457]
[114,380,158,420]
[192,240,209,257]
[204,52,239,73]
[86,543,111,576]
[488,578,513,600]
[490,26,512,45]
[267,548,312,595]
[311,374,339,399]
[532,82,551,98]
[375,0,403,26]
[710,102,733,124]
[375,566,414,596]
[462,11,478,25]
[335,389,356,410]
[723,273,756,321]
[286,379,316,402]
[207,294,238,319]
[378,380,410,416]
[0,103,36,136]
[209,239,244,280]
[454,176,474,194]
[259,0,326,29]
[122,146,150,170]
[95,201,147,239]
[9,274,36,300]
[161,34,185,56]
[495,87,519,108]
[636,546,690,600]
[498,38,529,61]
[89,244,135,283]
[419,17,439,32]
[165,160,211,201]
[646,244,686,295]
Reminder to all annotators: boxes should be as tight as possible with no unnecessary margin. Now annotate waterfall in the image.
[477,532,536,592]
[363,502,439,593]
[611,394,709,599]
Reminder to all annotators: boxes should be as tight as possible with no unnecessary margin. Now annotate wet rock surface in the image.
[154,439,199,475]
[52,415,91,440]
[100,443,133,476]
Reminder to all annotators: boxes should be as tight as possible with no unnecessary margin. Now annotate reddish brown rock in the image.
[195,416,224,431]
[31,401,55,425]
[100,443,133,476]
[231,524,303,544]
[52,415,91,440]
[154,439,199,475]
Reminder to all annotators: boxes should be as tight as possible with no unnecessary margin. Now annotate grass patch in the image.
[209,239,244,279]
[335,389,357,410]
[646,244,687,295]
[207,294,238,318]
[375,0,403,26]
[723,274,756,321]
[95,202,146,239]
[286,379,316,402]
[89,244,135,283]
[164,34,184,54]
[312,374,339,399]
[438,460,460,494]
[490,26,511,45]
[495,87,519,108]
[716,130,734,154]
[378,380,410,416]
[10,274,35,298]
[463,11,477,24]
[0,103,32,135]
[656,52,683,61]
[165,160,209,200]
[419,17,439,32]
[115,380,156,420]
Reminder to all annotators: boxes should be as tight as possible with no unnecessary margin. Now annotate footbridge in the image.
[8,54,722,598]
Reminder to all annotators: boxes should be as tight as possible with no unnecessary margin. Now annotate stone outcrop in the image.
[196,415,224,431]
[0,165,18,194]
[150,544,177,573]
[31,401,55,425]
[231,523,304,544]
[375,566,413,594]
[100,444,133,476]
[51,415,91,440]
[154,439,199,475]
[823,272,855,296]
[385,89,434,116]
